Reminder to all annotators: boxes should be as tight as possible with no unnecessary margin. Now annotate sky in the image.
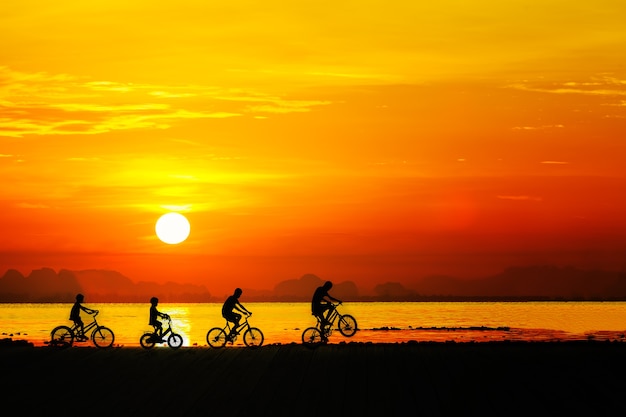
[1,1,626,297]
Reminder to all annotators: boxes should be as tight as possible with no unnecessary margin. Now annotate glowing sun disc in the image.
[155,212,190,244]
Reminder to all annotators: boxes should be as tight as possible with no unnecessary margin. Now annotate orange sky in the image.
[1,1,625,297]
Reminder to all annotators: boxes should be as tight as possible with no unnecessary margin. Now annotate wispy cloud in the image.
[0,66,332,137]
[66,157,101,162]
[15,202,50,209]
[247,100,331,114]
[512,125,564,131]
[540,160,569,165]
[497,195,543,202]
[508,75,626,97]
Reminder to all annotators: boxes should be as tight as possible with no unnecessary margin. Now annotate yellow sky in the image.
[1,1,626,295]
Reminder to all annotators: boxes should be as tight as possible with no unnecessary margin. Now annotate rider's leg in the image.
[229,314,242,337]
[322,306,332,329]
[75,320,86,338]
[315,313,329,341]
[152,324,158,338]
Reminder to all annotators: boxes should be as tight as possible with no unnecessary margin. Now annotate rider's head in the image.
[323,281,333,290]
[234,288,243,297]
[76,293,84,302]
[150,296,159,305]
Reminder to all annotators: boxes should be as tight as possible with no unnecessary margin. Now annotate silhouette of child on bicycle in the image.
[70,293,96,340]
[222,288,251,341]
[311,281,342,342]
[149,297,170,339]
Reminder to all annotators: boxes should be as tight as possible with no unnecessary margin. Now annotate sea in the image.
[2,301,626,347]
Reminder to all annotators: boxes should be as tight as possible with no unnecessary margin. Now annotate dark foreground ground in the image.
[1,340,625,416]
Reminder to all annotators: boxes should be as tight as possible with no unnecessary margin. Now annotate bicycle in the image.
[302,302,357,347]
[50,310,115,348]
[140,316,183,349]
[206,313,264,349]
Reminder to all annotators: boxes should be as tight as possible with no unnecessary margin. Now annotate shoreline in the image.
[3,335,626,348]
[4,325,626,348]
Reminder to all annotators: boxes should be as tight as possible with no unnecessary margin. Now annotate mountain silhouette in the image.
[273,273,359,301]
[1,265,625,302]
[0,268,211,302]
[411,265,626,300]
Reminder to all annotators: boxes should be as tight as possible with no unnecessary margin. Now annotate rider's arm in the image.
[235,303,251,315]
[327,295,342,304]
[81,305,96,314]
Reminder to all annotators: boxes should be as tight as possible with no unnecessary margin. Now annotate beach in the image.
[2,340,625,416]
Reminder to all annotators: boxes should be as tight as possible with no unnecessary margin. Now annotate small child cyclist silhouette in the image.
[149,297,170,340]
[69,293,96,340]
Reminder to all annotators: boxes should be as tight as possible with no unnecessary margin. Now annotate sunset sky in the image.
[1,1,625,297]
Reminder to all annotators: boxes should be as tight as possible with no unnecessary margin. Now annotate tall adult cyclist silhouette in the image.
[222,288,251,340]
[311,281,342,342]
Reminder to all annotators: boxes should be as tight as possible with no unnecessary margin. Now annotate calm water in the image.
[2,302,626,347]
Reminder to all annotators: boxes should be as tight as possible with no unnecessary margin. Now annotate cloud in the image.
[540,161,569,165]
[512,125,564,131]
[247,101,329,114]
[508,75,626,97]
[15,202,50,209]
[0,66,331,137]
[497,195,542,202]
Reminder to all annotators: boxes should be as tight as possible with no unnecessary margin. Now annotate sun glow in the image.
[155,213,190,244]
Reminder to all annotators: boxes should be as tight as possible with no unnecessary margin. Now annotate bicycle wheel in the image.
[243,327,264,348]
[140,333,156,349]
[168,333,183,349]
[92,326,115,348]
[302,327,323,347]
[50,326,74,348]
[338,314,358,337]
[206,327,227,348]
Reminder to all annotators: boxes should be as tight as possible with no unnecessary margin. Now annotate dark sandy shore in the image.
[2,340,625,416]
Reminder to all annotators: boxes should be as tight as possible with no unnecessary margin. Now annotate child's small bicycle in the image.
[140,316,183,349]
[206,313,264,349]
[50,310,115,348]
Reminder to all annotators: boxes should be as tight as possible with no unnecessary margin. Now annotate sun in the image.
[155,212,190,244]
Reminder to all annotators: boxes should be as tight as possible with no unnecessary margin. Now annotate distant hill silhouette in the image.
[272,274,359,301]
[0,268,211,303]
[1,265,625,302]
[409,265,626,301]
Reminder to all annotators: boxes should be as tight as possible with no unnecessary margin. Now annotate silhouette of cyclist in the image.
[149,297,169,338]
[311,281,342,341]
[69,293,96,340]
[222,288,251,340]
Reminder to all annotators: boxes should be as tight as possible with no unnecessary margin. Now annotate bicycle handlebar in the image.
[325,301,342,308]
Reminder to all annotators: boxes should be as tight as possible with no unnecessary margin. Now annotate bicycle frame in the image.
[302,302,357,346]
[223,315,252,335]
[71,314,100,337]
[316,303,340,329]
[140,317,183,349]
[51,310,115,348]
[325,305,340,326]
[207,313,264,348]
[150,319,175,338]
